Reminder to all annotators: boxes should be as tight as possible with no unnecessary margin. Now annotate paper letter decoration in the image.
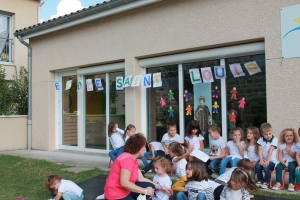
[143,74,152,88]
[214,66,226,79]
[152,72,162,88]
[123,76,132,88]
[244,61,261,76]
[54,82,60,92]
[229,63,245,78]
[201,67,214,83]
[131,75,141,87]
[189,69,202,84]
[86,79,94,91]
[116,77,124,90]
[95,78,104,91]
[77,80,82,91]
[65,80,72,90]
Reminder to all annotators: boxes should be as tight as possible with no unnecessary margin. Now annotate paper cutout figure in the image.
[239,97,246,109]
[230,112,237,124]
[160,97,166,107]
[212,101,219,113]
[186,104,192,115]
[168,106,174,117]
[184,90,190,101]
[212,86,220,98]
[231,87,238,100]
[168,89,174,100]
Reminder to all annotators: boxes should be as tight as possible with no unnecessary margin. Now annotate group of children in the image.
[44,120,300,200]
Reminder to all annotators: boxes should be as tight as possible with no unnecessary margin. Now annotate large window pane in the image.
[0,14,12,63]
[225,54,266,139]
[183,60,220,147]
[147,65,179,141]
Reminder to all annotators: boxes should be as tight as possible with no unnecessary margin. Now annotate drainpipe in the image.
[17,35,32,150]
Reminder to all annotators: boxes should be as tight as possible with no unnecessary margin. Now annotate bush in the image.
[0,65,28,115]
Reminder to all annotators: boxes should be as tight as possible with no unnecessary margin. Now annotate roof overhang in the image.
[14,0,161,39]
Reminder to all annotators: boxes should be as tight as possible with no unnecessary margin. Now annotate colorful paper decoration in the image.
[160,97,166,107]
[201,67,214,83]
[229,63,245,78]
[186,104,192,115]
[86,79,94,91]
[189,69,202,84]
[212,86,219,98]
[116,77,124,90]
[184,90,190,101]
[143,74,152,88]
[123,76,132,88]
[54,82,60,92]
[65,80,72,90]
[214,66,226,79]
[168,106,174,117]
[95,78,104,90]
[153,72,162,88]
[168,89,174,100]
[231,87,238,100]
[212,101,219,113]
[77,80,82,91]
[230,112,237,124]
[244,61,262,76]
[131,75,141,87]
[239,97,246,109]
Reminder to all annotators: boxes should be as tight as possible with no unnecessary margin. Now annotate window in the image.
[0,13,12,63]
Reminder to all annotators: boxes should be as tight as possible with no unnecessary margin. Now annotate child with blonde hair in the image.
[168,142,192,192]
[152,156,172,200]
[255,123,278,189]
[45,174,84,200]
[244,126,260,180]
[219,127,244,175]
[272,128,299,191]
[220,168,258,200]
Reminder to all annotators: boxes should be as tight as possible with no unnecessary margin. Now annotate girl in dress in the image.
[184,120,204,161]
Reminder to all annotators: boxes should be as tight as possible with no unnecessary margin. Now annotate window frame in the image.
[0,13,13,64]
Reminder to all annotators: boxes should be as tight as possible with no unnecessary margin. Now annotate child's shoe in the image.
[255,181,262,187]
[294,183,300,191]
[288,183,295,192]
[271,182,281,190]
[260,182,268,189]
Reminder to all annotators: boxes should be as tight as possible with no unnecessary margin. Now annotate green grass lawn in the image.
[0,154,107,199]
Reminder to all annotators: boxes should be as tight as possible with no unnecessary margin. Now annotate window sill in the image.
[0,62,15,66]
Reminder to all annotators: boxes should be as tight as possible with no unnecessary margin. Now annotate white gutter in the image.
[23,0,160,39]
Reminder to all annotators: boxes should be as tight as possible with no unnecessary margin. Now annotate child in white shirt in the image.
[184,120,205,161]
[152,156,172,200]
[219,127,244,175]
[272,128,299,191]
[255,123,278,189]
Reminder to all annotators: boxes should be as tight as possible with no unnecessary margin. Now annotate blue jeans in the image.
[208,158,222,174]
[121,182,155,200]
[142,150,166,174]
[255,161,275,184]
[140,151,153,166]
[109,146,124,161]
[62,193,84,200]
[219,157,240,175]
[176,192,207,200]
[276,161,297,184]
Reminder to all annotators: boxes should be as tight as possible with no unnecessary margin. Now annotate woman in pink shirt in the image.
[104,133,173,200]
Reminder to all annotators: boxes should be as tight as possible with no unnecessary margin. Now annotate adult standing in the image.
[104,133,173,200]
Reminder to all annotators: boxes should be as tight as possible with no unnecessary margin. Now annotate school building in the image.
[13,0,300,152]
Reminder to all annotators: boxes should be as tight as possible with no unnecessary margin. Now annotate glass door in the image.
[61,75,78,147]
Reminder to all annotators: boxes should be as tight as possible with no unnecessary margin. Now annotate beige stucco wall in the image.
[29,0,300,150]
[0,116,27,151]
[0,0,39,79]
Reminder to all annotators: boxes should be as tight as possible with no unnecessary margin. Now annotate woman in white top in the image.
[184,120,205,161]
[219,127,244,175]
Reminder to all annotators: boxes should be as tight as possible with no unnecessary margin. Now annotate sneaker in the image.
[294,183,300,191]
[211,173,219,179]
[288,183,295,192]
[271,182,281,190]
[96,194,105,199]
[260,182,269,189]
[148,169,152,173]
[256,181,262,187]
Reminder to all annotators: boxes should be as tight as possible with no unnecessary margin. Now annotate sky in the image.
[40,0,105,22]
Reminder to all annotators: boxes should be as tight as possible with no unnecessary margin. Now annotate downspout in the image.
[17,35,32,150]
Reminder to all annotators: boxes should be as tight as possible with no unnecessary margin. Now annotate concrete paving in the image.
[0,149,299,197]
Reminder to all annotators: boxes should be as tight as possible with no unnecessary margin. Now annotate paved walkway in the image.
[0,149,298,197]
